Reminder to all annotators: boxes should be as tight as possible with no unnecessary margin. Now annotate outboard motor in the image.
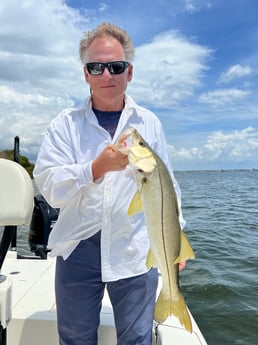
[29,194,59,259]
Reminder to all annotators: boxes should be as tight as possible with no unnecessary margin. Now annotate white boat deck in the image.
[1,251,208,345]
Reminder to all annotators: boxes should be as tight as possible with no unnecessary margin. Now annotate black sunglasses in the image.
[85,61,130,75]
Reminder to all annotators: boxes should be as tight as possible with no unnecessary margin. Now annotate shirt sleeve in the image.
[33,112,94,208]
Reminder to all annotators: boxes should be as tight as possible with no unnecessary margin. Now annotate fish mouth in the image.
[115,128,136,154]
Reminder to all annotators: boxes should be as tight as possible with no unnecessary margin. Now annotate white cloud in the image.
[169,127,258,164]
[0,0,86,56]
[183,0,212,13]
[168,0,212,15]
[203,127,258,161]
[99,2,109,12]
[219,64,252,83]
[170,146,203,160]
[184,0,196,13]
[0,85,57,105]
[128,30,211,108]
[0,0,88,157]
[199,88,250,105]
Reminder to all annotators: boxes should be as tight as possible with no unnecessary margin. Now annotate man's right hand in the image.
[92,144,128,181]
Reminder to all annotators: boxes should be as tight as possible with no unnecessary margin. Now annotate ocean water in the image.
[176,170,258,345]
[1,170,257,345]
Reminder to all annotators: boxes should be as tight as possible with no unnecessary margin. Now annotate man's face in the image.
[84,36,133,110]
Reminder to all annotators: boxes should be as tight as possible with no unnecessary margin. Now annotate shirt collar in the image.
[83,94,141,119]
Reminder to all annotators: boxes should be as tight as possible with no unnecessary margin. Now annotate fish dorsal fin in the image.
[174,230,195,264]
[146,249,157,268]
[128,191,143,216]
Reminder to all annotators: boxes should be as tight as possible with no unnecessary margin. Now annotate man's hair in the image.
[79,22,135,64]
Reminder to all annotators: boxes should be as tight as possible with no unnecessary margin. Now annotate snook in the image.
[116,127,195,333]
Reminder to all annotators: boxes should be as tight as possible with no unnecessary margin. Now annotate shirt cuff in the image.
[78,161,94,187]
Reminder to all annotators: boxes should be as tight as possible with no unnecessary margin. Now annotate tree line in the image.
[0,149,35,178]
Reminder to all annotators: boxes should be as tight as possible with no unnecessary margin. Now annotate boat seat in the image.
[0,158,34,226]
[0,159,34,332]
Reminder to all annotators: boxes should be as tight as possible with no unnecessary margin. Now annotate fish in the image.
[116,127,195,333]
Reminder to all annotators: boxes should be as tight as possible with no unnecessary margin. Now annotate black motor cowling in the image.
[29,194,59,259]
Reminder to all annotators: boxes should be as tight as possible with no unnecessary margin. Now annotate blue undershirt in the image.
[93,108,122,138]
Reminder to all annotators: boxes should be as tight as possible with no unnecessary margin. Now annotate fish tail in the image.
[154,291,193,333]
[154,291,171,325]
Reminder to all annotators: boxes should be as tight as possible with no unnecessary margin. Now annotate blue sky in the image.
[0,0,257,170]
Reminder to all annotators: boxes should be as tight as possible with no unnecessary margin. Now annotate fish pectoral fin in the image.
[174,230,195,264]
[146,249,157,269]
[128,191,143,216]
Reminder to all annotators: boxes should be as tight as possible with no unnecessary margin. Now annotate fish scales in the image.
[116,127,195,333]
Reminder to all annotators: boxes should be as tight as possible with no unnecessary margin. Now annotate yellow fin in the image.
[154,291,193,333]
[174,230,195,264]
[146,249,157,269]
[128,191,143,216]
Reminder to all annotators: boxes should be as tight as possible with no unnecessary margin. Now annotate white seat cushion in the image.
[0,158,34,226]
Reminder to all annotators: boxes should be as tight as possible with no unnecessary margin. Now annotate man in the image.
[34,22,185,345]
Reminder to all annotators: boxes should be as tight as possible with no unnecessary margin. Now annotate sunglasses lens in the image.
[108,62,126,74]
[86,63,104,75]
[86,61,129,75]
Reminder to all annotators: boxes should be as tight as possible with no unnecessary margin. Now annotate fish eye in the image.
[139,141,144,146]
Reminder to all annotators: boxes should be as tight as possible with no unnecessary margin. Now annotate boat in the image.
[0,156,208,345]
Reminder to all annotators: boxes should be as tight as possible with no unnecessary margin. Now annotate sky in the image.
[0,0,258,170]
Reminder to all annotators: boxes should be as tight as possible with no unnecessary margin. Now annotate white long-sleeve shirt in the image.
[33,95,185,282]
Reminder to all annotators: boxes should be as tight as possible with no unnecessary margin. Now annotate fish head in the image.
[116,127,157,173]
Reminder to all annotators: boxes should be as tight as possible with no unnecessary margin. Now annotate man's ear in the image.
[127,64,133,82]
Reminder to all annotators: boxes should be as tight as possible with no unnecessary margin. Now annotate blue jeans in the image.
[55,231,158,345]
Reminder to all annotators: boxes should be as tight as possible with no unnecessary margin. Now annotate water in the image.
[176,170,258,345]
[1,170,257,345]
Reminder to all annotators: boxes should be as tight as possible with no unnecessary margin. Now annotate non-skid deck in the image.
[2,251,207,345]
